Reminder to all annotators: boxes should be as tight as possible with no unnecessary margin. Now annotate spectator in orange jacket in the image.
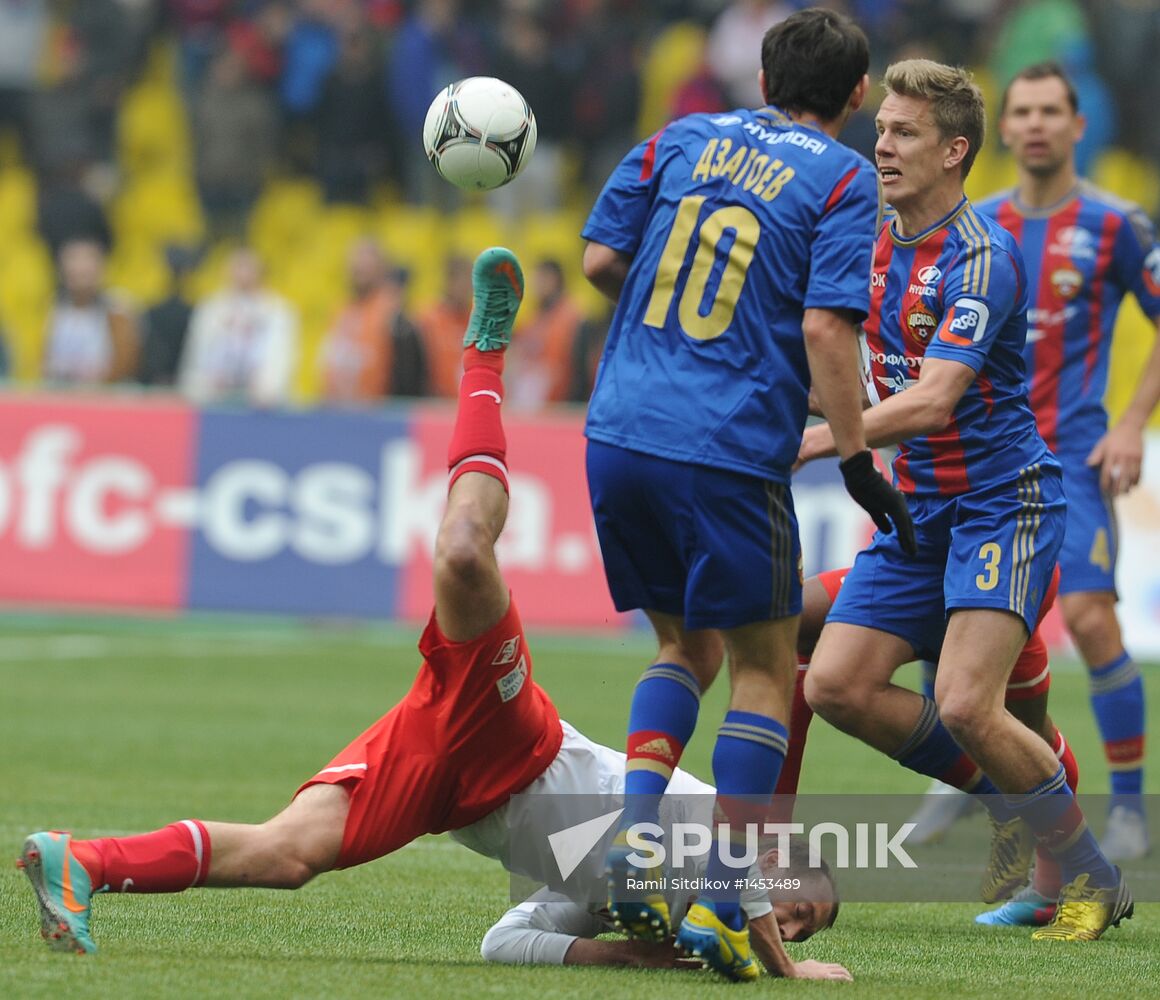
[417,253,473,399]
[318,237,426,403]
[508,259,585,408]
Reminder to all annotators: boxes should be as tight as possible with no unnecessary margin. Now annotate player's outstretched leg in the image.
[18,790,350,954]
[438,246,523,640]
[18,832,99,954]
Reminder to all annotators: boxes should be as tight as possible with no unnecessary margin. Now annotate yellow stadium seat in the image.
[314,205,372,256]
[184,238,240,302]
[0,166,38,239]
[1092,148,1160,218]
[248,177,324,262]
[375,204,444,308]
[118,82,193,176]
[105,239,169,306]
[1108,294,1160,428]
[638,22,708,137]
[444,206,509,260]
[517,210,586,269]
[0,239,55,380]
[965,147,1018,202]
[110,170,205,246]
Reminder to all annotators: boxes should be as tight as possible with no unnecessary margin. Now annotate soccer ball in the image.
[422,77,538,191]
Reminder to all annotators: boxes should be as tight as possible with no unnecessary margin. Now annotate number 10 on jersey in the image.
[643,195,760,342]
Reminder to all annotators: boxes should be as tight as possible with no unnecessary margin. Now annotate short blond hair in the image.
[883,59,985,178]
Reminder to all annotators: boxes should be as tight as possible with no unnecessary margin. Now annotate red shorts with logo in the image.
[297,597,563,869]
[813,564,1059,702]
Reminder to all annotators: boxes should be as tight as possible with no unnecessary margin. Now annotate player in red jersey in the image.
[16,249,848,981]
[16,248,555,954]
[975,61,1160,862]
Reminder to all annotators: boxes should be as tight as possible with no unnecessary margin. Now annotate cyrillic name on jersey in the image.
[690,137,796,202]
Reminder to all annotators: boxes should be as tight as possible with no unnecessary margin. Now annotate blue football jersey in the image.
[582,107,879,481]
[864,199,1057,496]
[976,182,1160,458]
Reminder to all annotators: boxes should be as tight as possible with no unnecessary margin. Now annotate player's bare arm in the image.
[808,381,870,417]
[802,307,871,460]
[797,355,977,466]
[1087,315,1160,494]
[563,937,696,968]
[582,241,632,303]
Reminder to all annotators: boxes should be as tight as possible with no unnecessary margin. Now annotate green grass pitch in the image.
[1,615,1157,998]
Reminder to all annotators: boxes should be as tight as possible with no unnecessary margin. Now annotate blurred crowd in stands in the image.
[0,0,1157,408]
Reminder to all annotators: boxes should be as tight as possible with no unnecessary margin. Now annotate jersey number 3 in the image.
[643,195,759,341]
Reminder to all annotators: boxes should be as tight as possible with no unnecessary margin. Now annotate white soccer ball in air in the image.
[422,76,538,191]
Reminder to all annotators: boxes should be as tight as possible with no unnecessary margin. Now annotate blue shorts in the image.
[1057,455,1118,596]
[827,464,1066,660]
[586,440,802,629]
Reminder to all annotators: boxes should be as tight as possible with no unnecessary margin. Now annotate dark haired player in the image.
[17,249,849,982]
[581,8,913,980]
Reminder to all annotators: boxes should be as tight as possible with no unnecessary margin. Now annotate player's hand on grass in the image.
[839,449,918,555]
[1087,424,1144,496]
[790,959,854,981]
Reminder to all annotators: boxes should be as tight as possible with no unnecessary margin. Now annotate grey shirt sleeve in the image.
[480,895,607,965]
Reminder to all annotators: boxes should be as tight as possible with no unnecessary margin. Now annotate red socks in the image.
[447,347,508,493]
[72,820,211,893]
[1056,727,1080,793]
[774,666,814,797]
[769,667,814,822]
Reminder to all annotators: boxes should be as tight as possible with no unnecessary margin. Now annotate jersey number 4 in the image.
[643,195,759,341]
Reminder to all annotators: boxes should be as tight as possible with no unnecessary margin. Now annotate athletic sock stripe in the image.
[1089,657,1140,694]
[640,664,701,699]
[718,724,789,755]
[626,758,675,778]
[1007,663,1051,690]
[449,454,508,478]
[181,819,205,889]
[1006,765,1069,808]
[893,696,939,760]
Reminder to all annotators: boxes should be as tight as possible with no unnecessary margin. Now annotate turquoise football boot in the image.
[18,831,100,954]
[463,247,524,351]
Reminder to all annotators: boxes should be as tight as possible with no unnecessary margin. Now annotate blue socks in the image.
[704,711,788,930]
[622,663,701,825]
[921,659,938,701]
[1089,652,1145,810]
[892,697,1006,809]
[1007,764,1118,888]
